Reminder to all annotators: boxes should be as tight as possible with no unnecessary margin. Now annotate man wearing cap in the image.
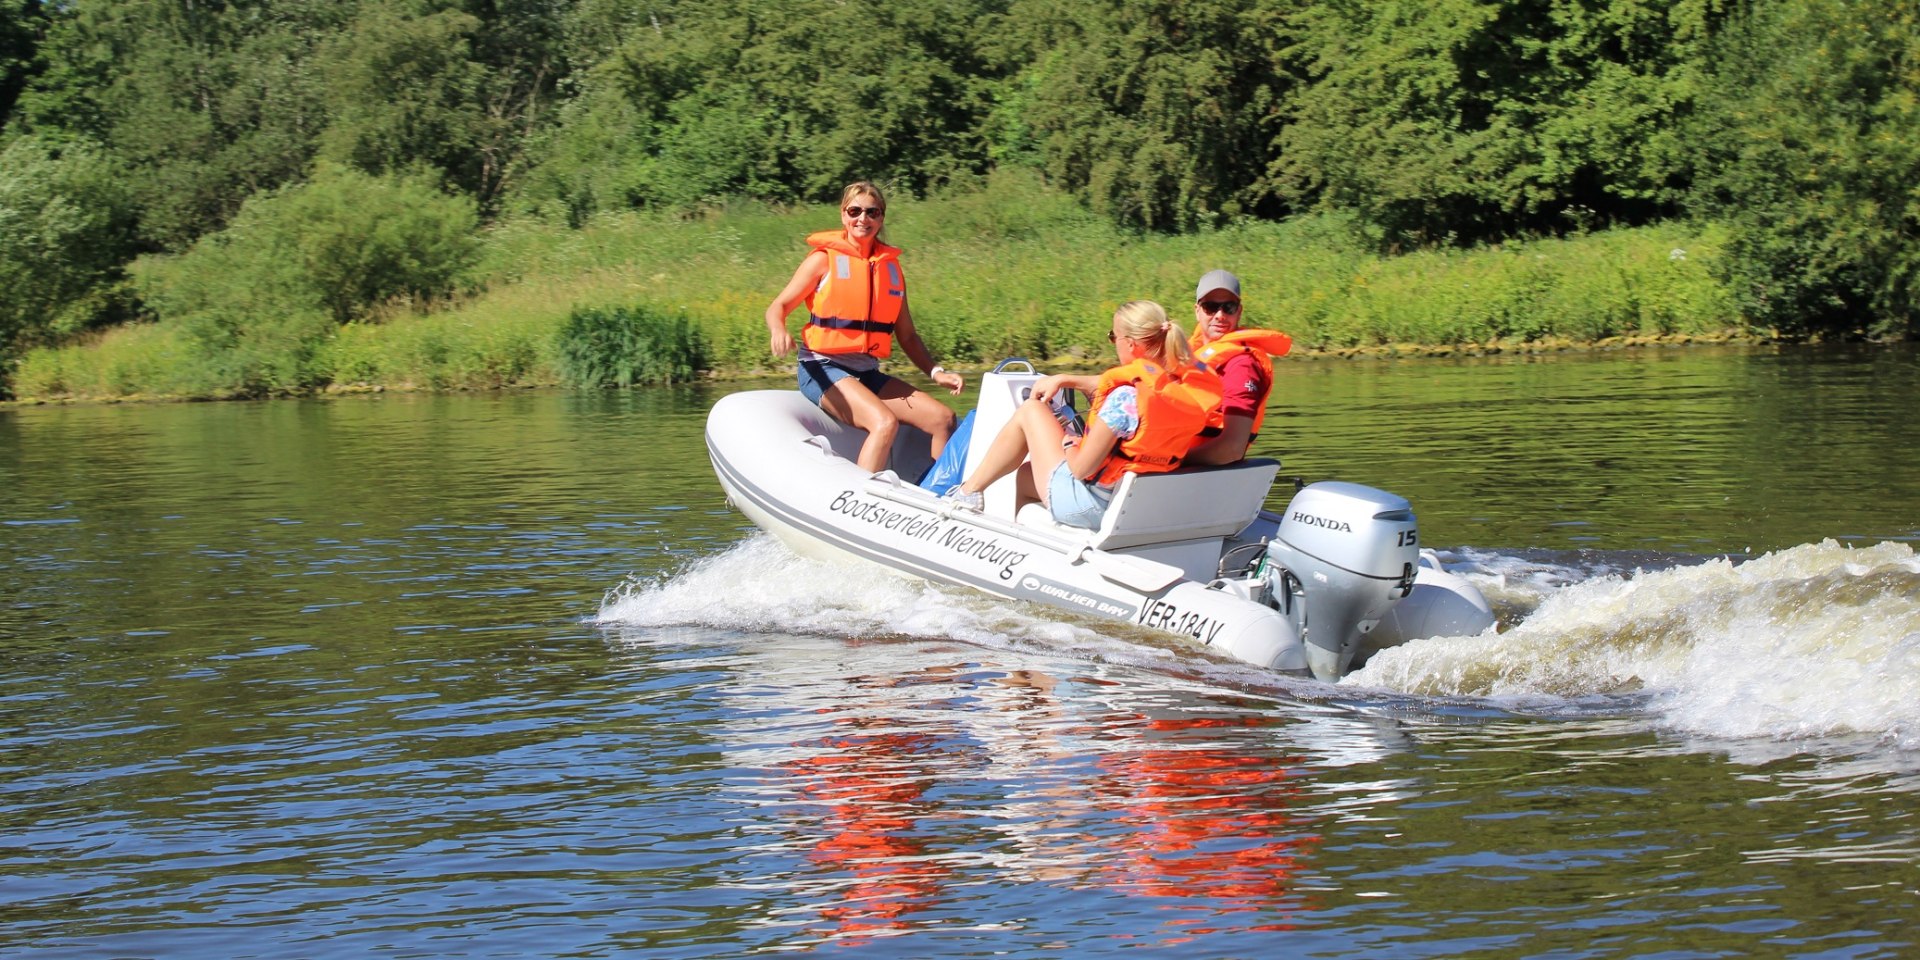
[1185,269,1293,465]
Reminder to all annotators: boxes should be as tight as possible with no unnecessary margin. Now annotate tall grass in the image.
[555,305,706,388]
[12,173,1744,402]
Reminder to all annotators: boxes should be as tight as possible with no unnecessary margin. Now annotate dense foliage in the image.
[0,0,38,126]
[2,0,1914,397]
[1690,0,1920,337]
[1273,0,1712,243]
[556,304,707,388]
[13,188,1738,400]
[0,135,135,354]
[130,165,480,395]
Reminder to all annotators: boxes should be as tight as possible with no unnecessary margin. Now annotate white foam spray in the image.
[594,534,1178,668]
[598,535,1920,751]
[1348,540,1920,747]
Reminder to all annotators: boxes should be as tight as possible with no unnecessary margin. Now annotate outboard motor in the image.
[1263,481,1420,682]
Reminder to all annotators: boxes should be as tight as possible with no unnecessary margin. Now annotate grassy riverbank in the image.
[12,176,1746,402]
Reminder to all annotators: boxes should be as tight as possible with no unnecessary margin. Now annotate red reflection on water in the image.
[782,722,953,943]
[771,669,1325,946]
[1093,714,1319,929]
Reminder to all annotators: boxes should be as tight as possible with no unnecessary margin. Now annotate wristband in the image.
[930,365,947,377]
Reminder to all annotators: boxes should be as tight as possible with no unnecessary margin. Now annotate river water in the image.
[3,344,1917,957]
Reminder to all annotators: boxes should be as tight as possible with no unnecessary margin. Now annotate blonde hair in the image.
[839,180,888,243]
[840,181,886,211]
[1113,300,1191,367]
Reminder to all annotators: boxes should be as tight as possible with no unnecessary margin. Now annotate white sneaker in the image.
[941,487,984,512]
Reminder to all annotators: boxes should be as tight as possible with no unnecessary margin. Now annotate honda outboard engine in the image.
[1263,481,1420,682]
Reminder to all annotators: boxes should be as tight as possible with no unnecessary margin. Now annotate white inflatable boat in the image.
[705,361,1495,681]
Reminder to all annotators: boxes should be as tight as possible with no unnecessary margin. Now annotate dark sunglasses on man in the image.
[1200,299,1241,315]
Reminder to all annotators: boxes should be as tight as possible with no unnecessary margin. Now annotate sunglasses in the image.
[844,205,885,219]
[1200,299,1241,315]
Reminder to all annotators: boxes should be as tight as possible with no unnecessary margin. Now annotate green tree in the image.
[999,0,1287,230]
[518,0,1003,217]
[14,0,344,249]
[315,0,571,208]
[14,0,566,244]
[459,0,574,206]
[1273,0,1722,246]
[510,0,709,220]
[0,0,43,129]
[0,135,135,393]
[1692,0,1920,337]
[143,163,480,326]
[132,164,480,394]
[315,5,488,186]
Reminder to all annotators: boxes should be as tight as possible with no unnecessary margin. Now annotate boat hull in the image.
[706,390,1307,671]
[706,382,1495,678]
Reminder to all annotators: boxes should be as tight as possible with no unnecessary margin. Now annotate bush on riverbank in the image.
[11,177,1743,402]
[556,305,706,388]
[42,166,487,398]
[0,137,139,364]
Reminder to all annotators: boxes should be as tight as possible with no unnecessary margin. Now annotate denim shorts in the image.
[1047,460,1112,529]
[798,357,895,405]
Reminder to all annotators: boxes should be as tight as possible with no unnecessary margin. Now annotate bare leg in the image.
[872,377,958,461]
[817,378,899,474]
[1013,463,1040,508]
[956,399,1068,506]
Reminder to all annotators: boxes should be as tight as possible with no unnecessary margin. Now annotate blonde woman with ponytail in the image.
[942,301,1223,529]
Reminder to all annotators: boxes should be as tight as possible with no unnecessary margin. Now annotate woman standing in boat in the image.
[765,181,963,475]
[942,301,1223,529]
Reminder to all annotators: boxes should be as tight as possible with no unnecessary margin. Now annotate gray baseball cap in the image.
[1195,269,1241,301]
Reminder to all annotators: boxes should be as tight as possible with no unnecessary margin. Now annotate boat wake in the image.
[594,535,1207,671]
[597,536,1920,752]
[1350,539,1920,750]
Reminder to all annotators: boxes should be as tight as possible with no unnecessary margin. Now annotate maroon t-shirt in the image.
[1213,350,1269,421]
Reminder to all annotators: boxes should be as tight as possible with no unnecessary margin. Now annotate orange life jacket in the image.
[1190,328,1292,436]
[1087,359,1225,486]
[802,230,905,358]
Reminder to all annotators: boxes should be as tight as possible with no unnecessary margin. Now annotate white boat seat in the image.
[1012,458,1280,549]
[1013,501,1077,535]
[1088,458,1280,551]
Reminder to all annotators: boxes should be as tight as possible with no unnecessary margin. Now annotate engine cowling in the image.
[1264,481,1421,681]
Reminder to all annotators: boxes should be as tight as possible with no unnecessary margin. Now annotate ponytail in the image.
[1162,321,1192,366]
[1113,300,1192,369]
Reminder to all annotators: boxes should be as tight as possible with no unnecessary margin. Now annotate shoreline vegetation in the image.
[10,177,1757,405]
[6,0,1913,405]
